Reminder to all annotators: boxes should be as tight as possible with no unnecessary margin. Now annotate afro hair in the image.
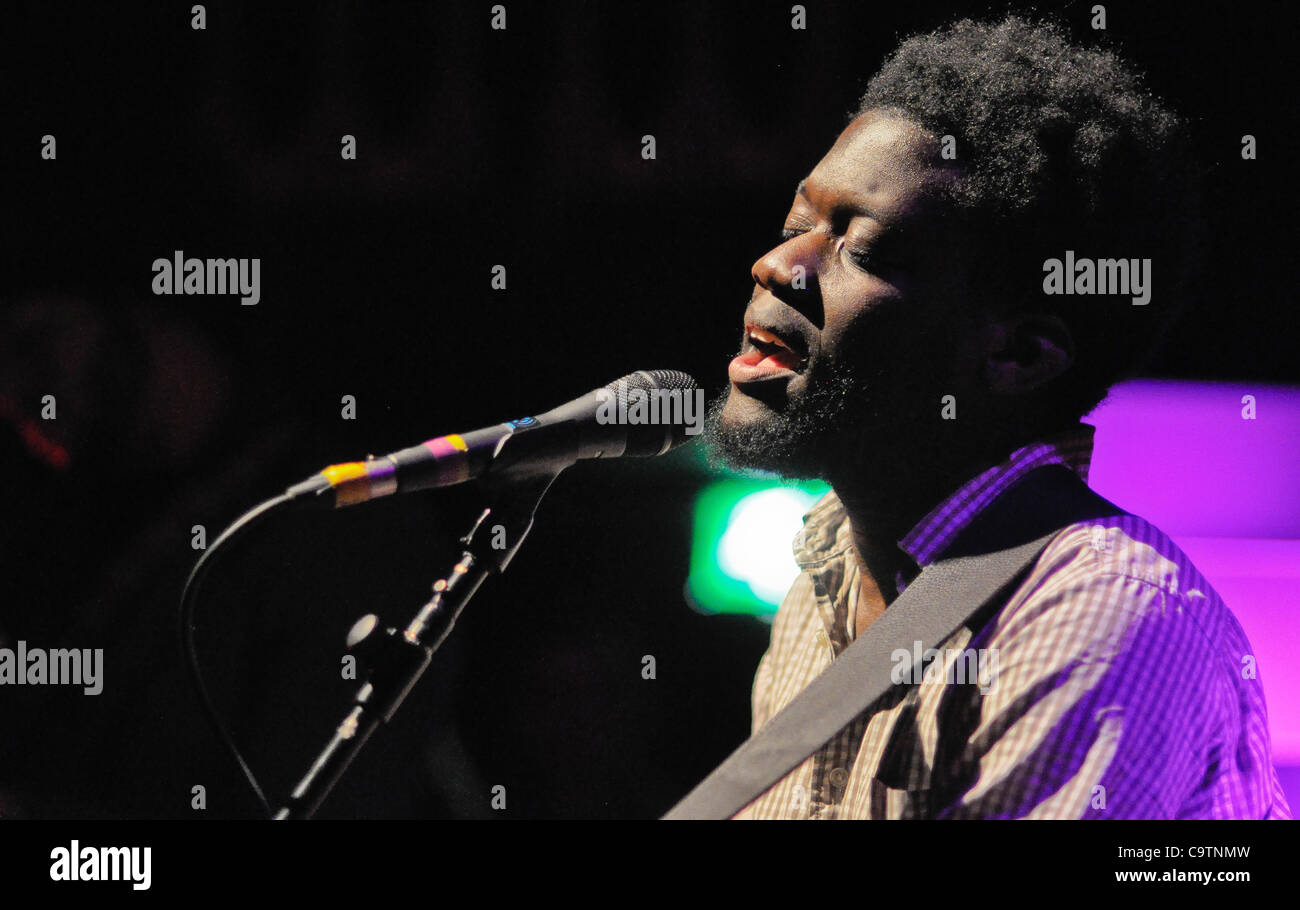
[857,15,1205,422]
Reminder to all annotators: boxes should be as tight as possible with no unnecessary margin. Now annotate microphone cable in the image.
[178,492,298,819]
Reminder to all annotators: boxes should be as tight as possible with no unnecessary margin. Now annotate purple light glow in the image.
[1086,380,1300,537]
[1085,380,1300,765]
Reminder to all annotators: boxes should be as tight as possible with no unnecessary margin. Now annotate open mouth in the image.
[728,324,808,384]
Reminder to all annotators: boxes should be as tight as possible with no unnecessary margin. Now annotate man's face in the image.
[706,110,982,482]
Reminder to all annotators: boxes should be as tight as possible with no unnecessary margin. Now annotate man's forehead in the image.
[797,112,953,224]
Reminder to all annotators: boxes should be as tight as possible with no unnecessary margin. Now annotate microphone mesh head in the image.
[603,370,702,456]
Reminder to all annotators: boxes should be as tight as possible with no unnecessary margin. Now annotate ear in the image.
[979,313,1075,395]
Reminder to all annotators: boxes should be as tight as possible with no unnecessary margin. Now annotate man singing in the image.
[702,16,1290,819]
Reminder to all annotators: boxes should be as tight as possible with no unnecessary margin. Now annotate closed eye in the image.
[846,245,874,269]
[846,242,902,275]
[781,226,901,276]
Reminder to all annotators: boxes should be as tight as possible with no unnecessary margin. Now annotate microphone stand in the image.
[273,472,558,820]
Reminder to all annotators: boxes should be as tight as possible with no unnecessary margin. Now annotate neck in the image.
[827,439,1008,606]
[831,477,934,604]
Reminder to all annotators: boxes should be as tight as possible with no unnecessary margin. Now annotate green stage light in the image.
[686,478,829,617]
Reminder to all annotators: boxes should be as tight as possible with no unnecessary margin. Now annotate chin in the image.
[703,384,841,480]
[717,382,778,424]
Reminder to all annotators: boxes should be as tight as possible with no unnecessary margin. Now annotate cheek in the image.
[818,283,909,362]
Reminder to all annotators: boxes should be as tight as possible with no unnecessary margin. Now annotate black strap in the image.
[663,465,1124,820]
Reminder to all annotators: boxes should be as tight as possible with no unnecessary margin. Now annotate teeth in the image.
[747,326,792,351]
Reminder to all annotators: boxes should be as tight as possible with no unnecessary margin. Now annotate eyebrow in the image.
[794,179,884,225]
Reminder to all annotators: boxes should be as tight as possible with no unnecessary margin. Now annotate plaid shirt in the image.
[736,425,1292,819]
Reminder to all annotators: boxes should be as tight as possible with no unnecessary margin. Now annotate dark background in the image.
[0,0,1295,818]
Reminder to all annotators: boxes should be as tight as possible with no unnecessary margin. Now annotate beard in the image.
[703,313,992,492]
[703,364,866,480]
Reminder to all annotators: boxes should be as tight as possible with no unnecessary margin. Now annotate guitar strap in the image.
[663,464,1125,820]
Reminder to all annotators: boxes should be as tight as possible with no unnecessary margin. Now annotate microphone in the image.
[287,369,701,509]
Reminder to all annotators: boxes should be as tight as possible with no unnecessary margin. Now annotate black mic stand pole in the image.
[273,472,557,820]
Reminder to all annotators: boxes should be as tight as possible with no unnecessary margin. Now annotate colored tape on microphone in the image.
[423,433,469,486]
[321,458,398,508]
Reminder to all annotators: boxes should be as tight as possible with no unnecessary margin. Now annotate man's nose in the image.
[754,231,821,295]
[751,232,821,310]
